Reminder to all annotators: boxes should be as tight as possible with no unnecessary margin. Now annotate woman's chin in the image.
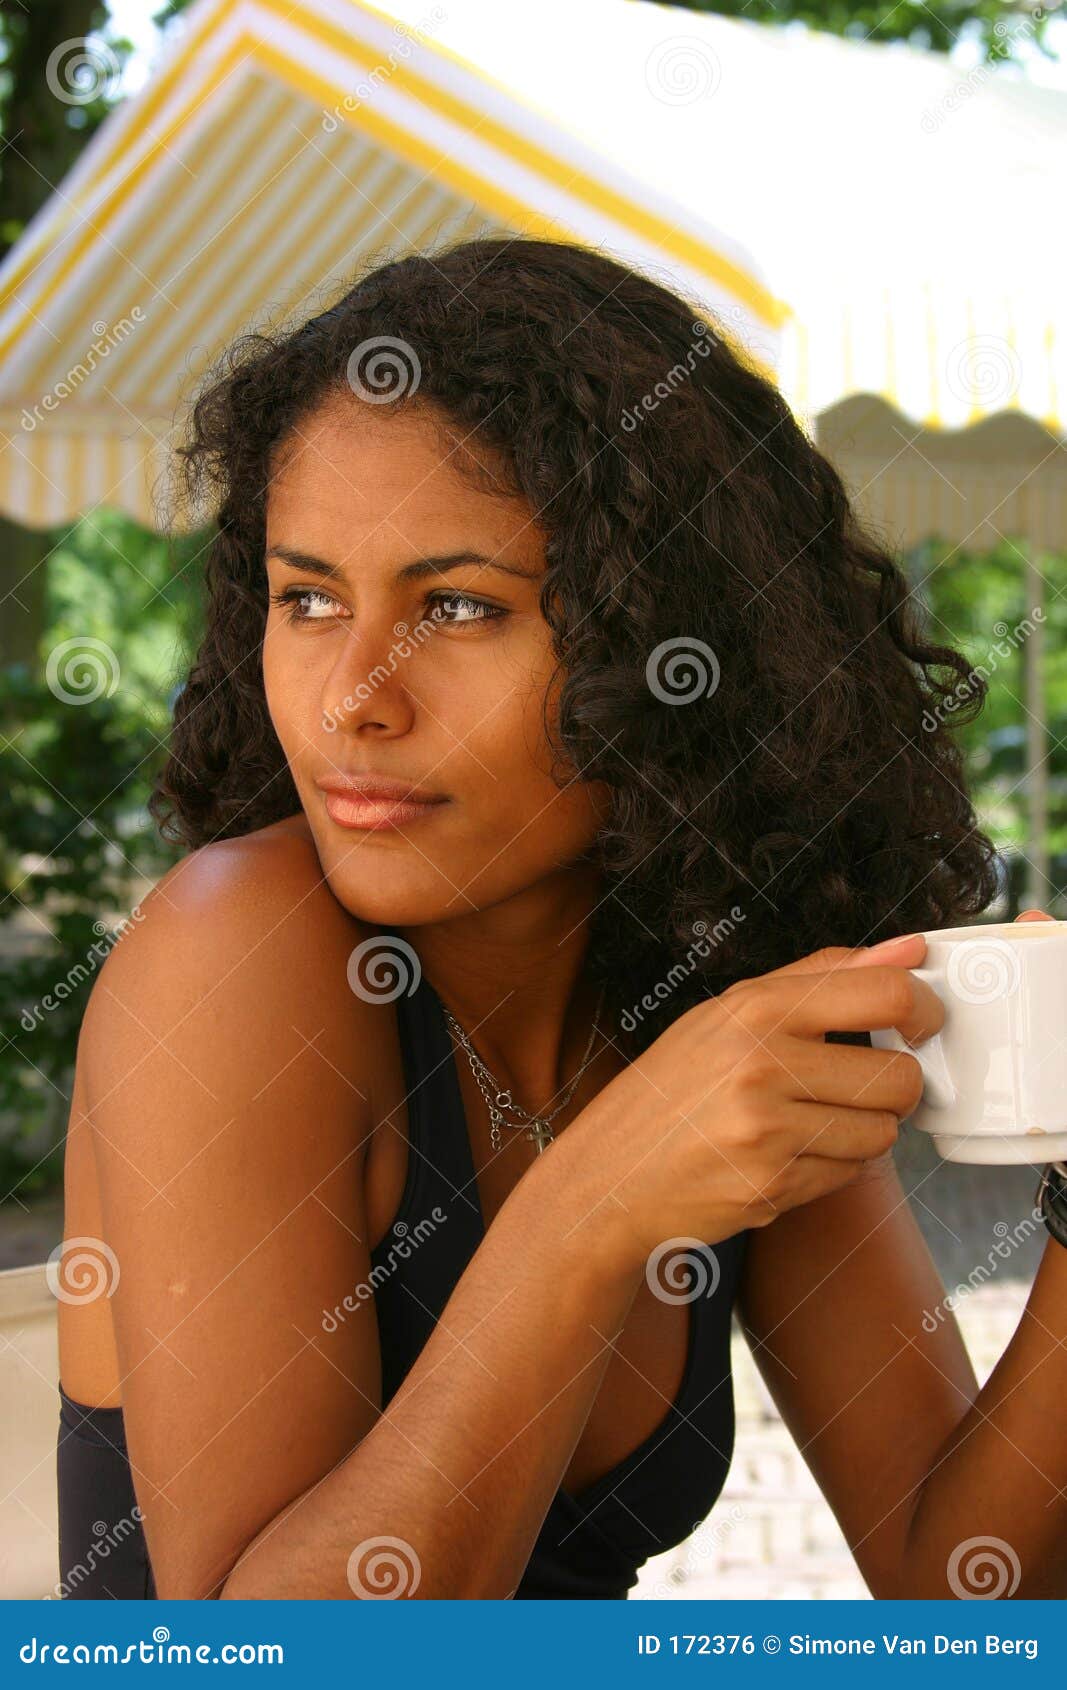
[322,866,465,931]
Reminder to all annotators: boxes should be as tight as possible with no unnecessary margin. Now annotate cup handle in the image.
[867,965,956,1113]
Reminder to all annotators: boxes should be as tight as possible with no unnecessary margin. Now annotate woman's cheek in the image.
[260,635,289,746]
[262,643,323,765]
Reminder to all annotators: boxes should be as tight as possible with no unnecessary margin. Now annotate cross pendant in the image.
[526,1121,553,1154]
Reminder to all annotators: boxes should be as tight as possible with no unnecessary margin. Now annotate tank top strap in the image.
[368,952,487,1405]
[387,956,486,1236]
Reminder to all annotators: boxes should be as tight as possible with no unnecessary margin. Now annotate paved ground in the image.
[631,1125,1046,1599]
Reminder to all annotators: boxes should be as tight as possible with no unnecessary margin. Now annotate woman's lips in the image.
[321,790,448,831]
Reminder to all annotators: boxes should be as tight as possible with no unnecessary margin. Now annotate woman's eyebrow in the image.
[265,545,539,583]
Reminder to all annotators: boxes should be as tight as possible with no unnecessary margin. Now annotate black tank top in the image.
[57,963,750,1600]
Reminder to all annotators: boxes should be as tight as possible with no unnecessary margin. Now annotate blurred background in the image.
[1,0,1065,1598]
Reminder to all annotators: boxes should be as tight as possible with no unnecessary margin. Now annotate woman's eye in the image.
[425,591,505,626]
[269,587,343,624]
[268,586,505,629]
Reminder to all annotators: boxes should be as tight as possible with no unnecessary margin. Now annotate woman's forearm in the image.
[898,1234,1067,1599]
[220,1134,644,1599]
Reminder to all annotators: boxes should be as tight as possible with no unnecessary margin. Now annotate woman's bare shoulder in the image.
[124,809,347,949]
[78,811,384,1151]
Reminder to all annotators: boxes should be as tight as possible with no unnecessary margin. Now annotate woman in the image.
[55,235,1066,1602]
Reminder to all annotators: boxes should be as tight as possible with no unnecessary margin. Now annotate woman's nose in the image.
[320,620,417,736]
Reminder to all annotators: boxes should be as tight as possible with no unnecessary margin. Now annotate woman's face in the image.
[261,397,610,927]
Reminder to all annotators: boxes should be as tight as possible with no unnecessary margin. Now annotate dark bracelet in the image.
[1034,1161,1067,1251]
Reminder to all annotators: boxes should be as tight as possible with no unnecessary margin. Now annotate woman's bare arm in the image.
[740,1148,1067,1599]
[77,829,386,1597]
[79,829,643,1600]
[735,1150,979,1597]
[222,1134,641,1600]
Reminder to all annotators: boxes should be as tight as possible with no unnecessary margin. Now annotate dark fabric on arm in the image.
[57,1385,155,1599]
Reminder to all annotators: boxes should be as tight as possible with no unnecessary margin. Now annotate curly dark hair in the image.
[150,233,999,1051]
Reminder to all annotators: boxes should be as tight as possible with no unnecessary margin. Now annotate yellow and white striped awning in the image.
[0,0,1064,543]
[0,0,783,532]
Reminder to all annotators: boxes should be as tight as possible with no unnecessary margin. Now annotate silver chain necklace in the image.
[443,988,606,1154]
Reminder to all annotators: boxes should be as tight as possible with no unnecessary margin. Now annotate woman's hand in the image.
[566,931,943,1263]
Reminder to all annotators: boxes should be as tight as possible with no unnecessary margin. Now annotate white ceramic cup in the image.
[868,919,1067,1165]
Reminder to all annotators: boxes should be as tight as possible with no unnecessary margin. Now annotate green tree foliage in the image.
[151,0,1067,68]
[0,2,135,665]
[0,512,204,1196]
[907,536,1066,911]
[0,1,130,262]
[660,0,1056,64]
